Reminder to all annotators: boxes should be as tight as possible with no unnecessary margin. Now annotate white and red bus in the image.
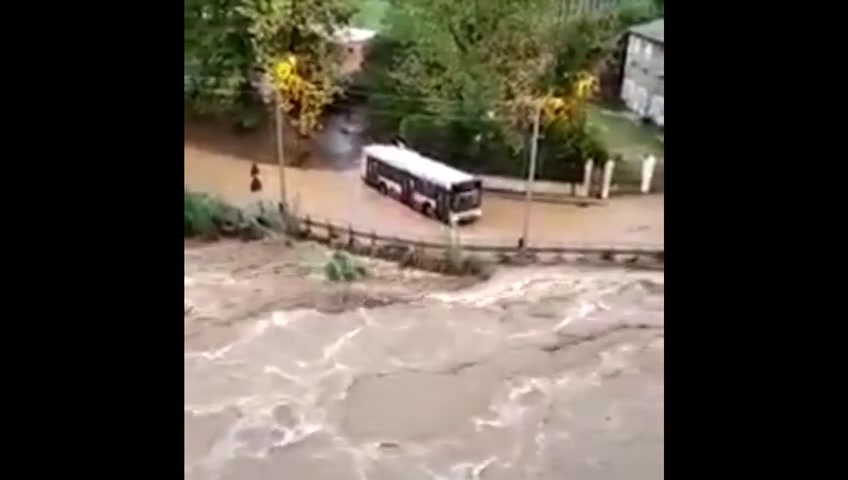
[360,144,483,224]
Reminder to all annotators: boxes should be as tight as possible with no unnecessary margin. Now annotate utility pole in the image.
[521,101,543,248]
[274,90,288,213]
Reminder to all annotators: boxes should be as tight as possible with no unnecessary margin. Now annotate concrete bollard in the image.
[641,155,657,194]
[581,159,593,197]
[601,159,615,200]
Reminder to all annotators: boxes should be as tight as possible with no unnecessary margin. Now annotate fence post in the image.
[641,154,657,194]
[449,217,460,249]
[348,225,355,247]
[601,159,615,200]
[581,159,593,197]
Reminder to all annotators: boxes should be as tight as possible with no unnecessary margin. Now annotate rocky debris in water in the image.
[271,404,296,427]
[377,441,402,451]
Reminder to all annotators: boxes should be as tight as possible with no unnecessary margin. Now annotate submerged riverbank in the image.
[184,239,480,351]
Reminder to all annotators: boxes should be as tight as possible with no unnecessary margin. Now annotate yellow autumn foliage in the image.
[272,55,336,137]
[540,71,598,124]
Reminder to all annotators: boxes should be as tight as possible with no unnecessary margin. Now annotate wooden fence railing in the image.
[289,214,664,268]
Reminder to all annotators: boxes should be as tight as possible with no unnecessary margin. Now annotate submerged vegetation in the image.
[324,250,368,282]
[184,191,283,240]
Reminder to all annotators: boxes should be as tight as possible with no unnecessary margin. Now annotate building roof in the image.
[363,144,476,188]
[312,25,377,44]
[629,18,663,45]
[332,27,377,44]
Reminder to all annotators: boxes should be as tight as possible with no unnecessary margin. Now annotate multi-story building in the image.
[621,18,664,126]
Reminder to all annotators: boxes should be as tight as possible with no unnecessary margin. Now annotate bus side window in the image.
[420,180,430,197]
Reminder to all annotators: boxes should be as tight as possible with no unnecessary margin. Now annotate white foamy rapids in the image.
[185,267,664,480]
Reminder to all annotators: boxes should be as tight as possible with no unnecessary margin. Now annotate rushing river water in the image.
[185,267,664,480]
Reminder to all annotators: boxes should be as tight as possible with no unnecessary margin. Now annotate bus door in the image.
[436,191,448,221]
[366,157,375,180]
[402,178,414,205]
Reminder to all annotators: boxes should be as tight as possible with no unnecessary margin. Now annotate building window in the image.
[644,42,653,60]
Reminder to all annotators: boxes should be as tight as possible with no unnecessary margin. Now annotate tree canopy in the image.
[353,0,659,180]
[184,0,661,173]
[184,0,354,132]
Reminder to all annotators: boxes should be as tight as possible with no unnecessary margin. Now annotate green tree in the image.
[547,1,659,101]
[357,0,613,178]
[184,0,354,127]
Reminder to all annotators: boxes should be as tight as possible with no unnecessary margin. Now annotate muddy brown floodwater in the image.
[184,135,664,246]
[185,240,664,480]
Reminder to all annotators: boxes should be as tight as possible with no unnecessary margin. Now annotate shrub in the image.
[184,191,224,238]
[185,192,282,241]
[324,250,368,282]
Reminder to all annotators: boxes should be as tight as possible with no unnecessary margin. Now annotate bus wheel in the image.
[421,203,432,217]
[378,183,388,195]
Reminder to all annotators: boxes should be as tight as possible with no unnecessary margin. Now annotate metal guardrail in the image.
[293,215,664,264]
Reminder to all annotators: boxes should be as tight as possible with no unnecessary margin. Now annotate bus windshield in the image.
[452,188,481,212]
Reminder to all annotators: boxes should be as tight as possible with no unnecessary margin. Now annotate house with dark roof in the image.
[621,18,664,126]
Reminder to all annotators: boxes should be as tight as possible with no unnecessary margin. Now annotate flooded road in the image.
[185,254,664,480]
[184,122,664,246]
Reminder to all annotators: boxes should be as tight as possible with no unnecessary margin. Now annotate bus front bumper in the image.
[450,209,482,225]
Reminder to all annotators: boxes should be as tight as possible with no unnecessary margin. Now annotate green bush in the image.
[184,191,224,238]
[324,250,368,282]
[185,191,283,241]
